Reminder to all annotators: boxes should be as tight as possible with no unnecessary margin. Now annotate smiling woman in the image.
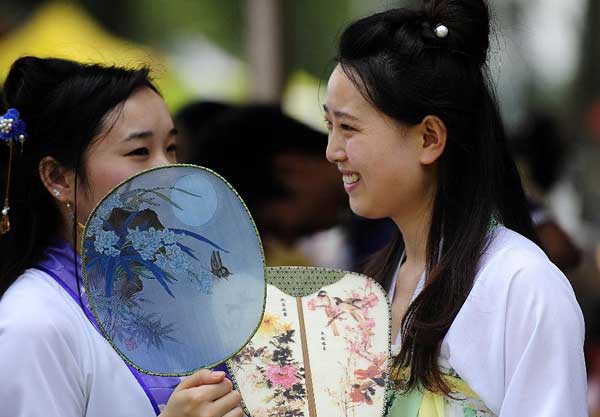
[0,57,243,417]
[324,1,587,416]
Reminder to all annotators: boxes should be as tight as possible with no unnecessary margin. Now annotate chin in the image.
[349,199,385,220]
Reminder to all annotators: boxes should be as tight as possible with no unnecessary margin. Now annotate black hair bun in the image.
[421,0,491,67]
[4,57,78,116]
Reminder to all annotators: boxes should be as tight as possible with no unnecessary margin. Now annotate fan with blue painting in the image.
[81,164,266,376]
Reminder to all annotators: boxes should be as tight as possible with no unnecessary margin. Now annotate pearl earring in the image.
[53,189,61,197]
[65,202,75,221]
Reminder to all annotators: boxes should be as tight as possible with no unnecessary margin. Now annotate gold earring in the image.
[65,201,85,231]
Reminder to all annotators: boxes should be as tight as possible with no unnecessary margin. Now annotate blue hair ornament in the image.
[0,108,28,145]
[1,108,28,234]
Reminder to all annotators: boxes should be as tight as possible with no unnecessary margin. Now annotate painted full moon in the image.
[171,173,218,227]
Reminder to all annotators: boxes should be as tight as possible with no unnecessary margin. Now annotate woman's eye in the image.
[127,148,149,156]
[324,118,333,130]
[341,124,355,132]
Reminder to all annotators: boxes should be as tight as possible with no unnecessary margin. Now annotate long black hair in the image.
[0,57,156,295]
[337,0,536,392]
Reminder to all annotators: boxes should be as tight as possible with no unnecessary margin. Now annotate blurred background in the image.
[1,0,600,411]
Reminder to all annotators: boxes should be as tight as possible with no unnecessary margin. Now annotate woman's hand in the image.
[159,369,243,417]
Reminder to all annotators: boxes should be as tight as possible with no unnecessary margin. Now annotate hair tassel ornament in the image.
[0,108,28,234]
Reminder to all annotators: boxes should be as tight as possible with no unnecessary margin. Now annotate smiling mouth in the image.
[342,173,360,185]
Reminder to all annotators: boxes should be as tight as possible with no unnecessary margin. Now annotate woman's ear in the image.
[38,156,75,204]
[419,115,447,165]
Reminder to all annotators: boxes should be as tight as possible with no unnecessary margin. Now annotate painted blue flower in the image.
[85,191,227,300]
[193,270,213,295]
[157,229,178,245]
[87,216,104,237]
[127,227,163,260]
[96,194,121,220]
[166,244,191,270]
[154,253,170,272]
[94,229,120,257]
[155,244,191,273]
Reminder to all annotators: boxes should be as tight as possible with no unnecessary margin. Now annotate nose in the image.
[151,151,172,168]
[325,132,347,164]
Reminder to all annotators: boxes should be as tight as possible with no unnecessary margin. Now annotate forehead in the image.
[87,87,173,153]
[326,66,372,113]
[113,87,170,130]
[96,87,169,138]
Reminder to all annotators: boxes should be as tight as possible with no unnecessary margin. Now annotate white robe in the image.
[388,226,588,416]
[0,268,156,417]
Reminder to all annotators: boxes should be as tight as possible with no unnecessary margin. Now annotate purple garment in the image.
[35,238,230,415]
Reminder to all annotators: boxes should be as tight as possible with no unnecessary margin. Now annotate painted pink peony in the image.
[361,293,379,309]
[360,318,376,330]
[347,341,364,354]
[359,319,376,344]
[350,386,367,403]
[265,364,300,389]
[355,364,382,380]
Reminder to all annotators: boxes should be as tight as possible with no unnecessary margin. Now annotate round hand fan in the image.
[81,164,265,376]
[229,267,391,417]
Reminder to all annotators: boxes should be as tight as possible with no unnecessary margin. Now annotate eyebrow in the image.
[124,128,178,141]
[322,104,359,121]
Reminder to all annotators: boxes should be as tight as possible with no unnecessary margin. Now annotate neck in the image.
[391,199,433,272]
[58,220,84,254]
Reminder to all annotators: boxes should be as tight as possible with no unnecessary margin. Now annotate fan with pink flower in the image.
[229,267,391,417]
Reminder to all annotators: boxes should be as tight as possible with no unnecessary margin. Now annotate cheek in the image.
[92,158,137,193]
[79,158,139,216]
[345,138,400,183]
[344,140,372,168]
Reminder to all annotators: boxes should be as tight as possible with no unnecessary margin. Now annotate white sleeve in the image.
[499,261,587,417]
[0,299,87,417]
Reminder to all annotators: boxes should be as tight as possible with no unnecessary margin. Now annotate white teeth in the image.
[342,173,360,184]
